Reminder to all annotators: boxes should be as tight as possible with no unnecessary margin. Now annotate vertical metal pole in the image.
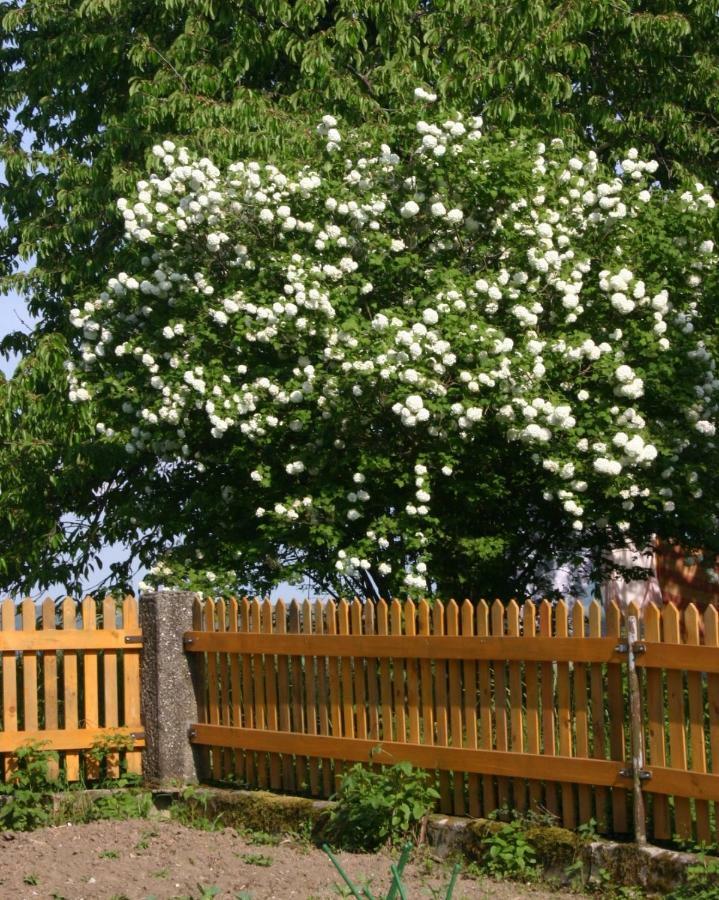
[626,615,647,846]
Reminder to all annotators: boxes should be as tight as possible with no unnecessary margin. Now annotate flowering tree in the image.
[67,93,719,599]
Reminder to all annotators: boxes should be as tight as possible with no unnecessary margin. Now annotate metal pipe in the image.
[627,615,648,846]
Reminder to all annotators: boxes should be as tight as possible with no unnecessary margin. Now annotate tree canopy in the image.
[65,100,719,599]
[1,0,718,595]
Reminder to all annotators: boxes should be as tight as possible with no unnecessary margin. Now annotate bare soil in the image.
[0,818,593,900]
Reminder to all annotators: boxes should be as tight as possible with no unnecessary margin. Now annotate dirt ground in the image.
[0,818,592,900]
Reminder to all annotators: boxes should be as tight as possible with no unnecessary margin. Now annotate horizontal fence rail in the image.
[187,596,719,844]
[0,596,144,781]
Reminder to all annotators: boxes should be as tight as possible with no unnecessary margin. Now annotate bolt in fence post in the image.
[626,614,647,846]
[139,590,209,787]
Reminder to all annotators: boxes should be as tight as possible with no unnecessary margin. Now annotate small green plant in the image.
[0,742,61,831]
[667,858,719,900]
[241,852,273,867]
[100,849,120,859]
[197,885,221,899]
[135,828,159,851]
[577,817,600,841]
[478,820,538,880]
[328,760,439,851]
[240,829,280,846]
[23,873,39,885]
[170,786,224,831]
[88,789,152,822]
[87,733,141,788]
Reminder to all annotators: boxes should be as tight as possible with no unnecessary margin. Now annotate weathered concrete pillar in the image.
[140,590,207,787]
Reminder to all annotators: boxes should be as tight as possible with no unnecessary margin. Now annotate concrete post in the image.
[140,590,207,787]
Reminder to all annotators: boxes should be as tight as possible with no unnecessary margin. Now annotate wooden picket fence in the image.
[186,596,719,843]
[0,596,144,781]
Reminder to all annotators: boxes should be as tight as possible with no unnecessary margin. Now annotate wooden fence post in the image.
[140,590,208,787]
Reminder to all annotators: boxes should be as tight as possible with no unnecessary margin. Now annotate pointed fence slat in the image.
[556,600,575,829]
[447,600,464,815]
[705,606,719,842]
[433,601,452,813]
[275,600,293,790]
[229,598,244,783]
[685,605,710,842]
[476,600,496,815]
[664,603,692,838]
[461,600,480,817]
[82,596,100,781]
[289,601,307,791]
[539,600,558,818]
[63,598,80,781]
[523,600,541,813]
[572,601,592,826]
[507,600,525,815]
[644,603,669,839]
[303,600,320,796]
[186,596,719,840]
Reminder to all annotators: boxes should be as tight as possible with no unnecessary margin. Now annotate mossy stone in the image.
[184,788,323,834]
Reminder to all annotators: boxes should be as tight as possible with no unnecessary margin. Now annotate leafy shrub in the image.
[0,742,61,831]
[478,821,538,879]
[327,761,439,851]
[667,859,719,900]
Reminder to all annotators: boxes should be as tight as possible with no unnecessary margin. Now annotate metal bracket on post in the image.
[620,765,652,782]
[615,641,646,655]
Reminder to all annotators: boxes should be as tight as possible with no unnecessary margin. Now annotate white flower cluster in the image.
[69,93,719,593]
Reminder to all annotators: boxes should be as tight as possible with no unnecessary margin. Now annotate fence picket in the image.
[491,600,510,811]
[262,599,281,790]
[21,599,38,737]
[476,600,496,814]
[216,598,232,779]
[289,600,307,791]
[507,600,525,814]
[377,600,393,742]
[539,600,558,818]
[2,598,17,778]
[326,600,343,786]
[644,602,669,839]
[250,598,268,788]
[418,599,436,799]
[339,600,355,749]
[404,600,420,748]
[63,598,80,781]
[275,600,293,790]
[303,600,320,795]
[462,600,480,817]
[229,598,244,782]
[572,601,592,826]
[41,598,59,780]
[390,599,407,746]
[664,603,692,838]
[315,599,332,795]
[240,598,255,784]
[351,600,367,742]
[685,604,710,842]
[704,606,719,842]
[589,601,608,832]
[82,597,100,780]
[447,600,464,815]
[556,600,575,829]
[364,601,380,743]
[523,600,541,813]
[433,601,451,813]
